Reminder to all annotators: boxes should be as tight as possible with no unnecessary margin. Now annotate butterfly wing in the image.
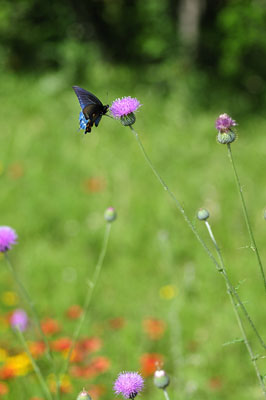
[73,86,108,134]
[72,86,103,110]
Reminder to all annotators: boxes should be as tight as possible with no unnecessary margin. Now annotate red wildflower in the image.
[0,366,15,380]
[70,356,110,379]
[52,337,72,352]
[143,318,166,340]
[77,337,102,353]
[41,318,60,336]
[66,305,82,320]
[90,356,110,373]
[140,353,164,377]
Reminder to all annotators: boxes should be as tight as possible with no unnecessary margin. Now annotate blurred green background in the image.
[1,0,266,399]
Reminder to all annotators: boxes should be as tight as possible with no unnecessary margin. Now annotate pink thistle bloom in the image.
[10,309,28,331]
[0,226,18,252]
[215,113,237,133]
[110,97,141,118]
[114,372,144,399]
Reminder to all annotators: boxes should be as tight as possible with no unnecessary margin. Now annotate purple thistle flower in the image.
[110,97,141,124]
[215,113,237,133]
[114,372,144,399]
[0,226,18,253]
[10,309,28,332]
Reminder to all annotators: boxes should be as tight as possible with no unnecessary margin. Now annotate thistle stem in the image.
[4,254,60,400]
[130,126,220,270]
[15,327,53,400]
[129,126,266,349]
[204,220,266,395]
[227,143,266,292]
[60,222,112,378]
[4,254,53,358]
[163,389,170,400]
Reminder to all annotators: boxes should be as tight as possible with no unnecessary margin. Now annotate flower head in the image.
[10,309,28,332]
[110,97,141,126]
[215,113,237,144]
[215,113,237,133]
[110,97,141,118]
[114,372,144,399]
[0,226,17,253]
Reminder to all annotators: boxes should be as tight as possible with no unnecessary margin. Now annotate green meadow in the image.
[1,65,266,400]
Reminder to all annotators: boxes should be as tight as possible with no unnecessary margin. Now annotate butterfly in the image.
[72,86,109,134]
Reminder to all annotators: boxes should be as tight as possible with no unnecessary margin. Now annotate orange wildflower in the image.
[70,356,110,379]
[52,337,72,352]
[140,353,164,377]
[41,318,60,336]
[77,337,102,353]
[82,177,106,193]
[0,382,8,395]
[0,365,16,380]
[29,341,46,358]
[87,384,106,400]
[143,318,166,340]
[66,305,82,320]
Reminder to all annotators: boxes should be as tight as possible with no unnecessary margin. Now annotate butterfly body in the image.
[72,86,109,133]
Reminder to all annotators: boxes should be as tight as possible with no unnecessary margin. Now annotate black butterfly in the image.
[72,86,109,134]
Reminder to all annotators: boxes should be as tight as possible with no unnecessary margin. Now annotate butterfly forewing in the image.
[72,86,103,109]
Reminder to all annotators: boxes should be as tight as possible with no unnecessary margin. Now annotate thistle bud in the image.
[104,207,117,222]
[77,389,92,400]
[217,131,236,144]
[121,113,136,126]
[197,208,209,221]
[153,370,170,389]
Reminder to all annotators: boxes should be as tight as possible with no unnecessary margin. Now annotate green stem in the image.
[130,126,221,271]
[130,126,266,349]
[15,327,53,400]
[60,222,112,378]
[227,143,266,292]
[163,389,170,400]
[4,254,60,400]
[204,220,266,396]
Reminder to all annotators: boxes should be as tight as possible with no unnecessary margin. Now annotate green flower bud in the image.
[120,113,136,126]
[104,207,117,222]
[154,370,170,389]
[77,389,92,400]
[217,131,236,144]
[197,208,210,221]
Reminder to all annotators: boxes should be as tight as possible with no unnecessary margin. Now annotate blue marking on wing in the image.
[79,111,88,130]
